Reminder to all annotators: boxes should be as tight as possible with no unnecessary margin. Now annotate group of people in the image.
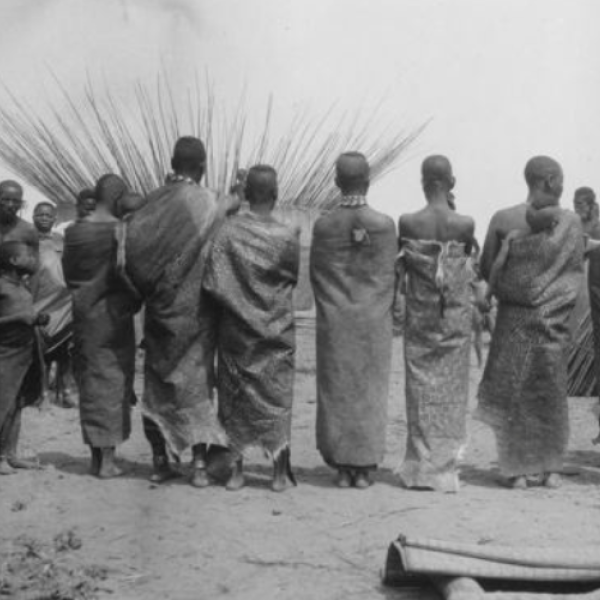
[0,135,594,493]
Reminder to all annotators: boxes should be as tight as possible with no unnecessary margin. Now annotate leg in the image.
[56,350,77,408]
[225,455,245,491]
[335,466,352,488]
[0,409,15,475]
[190,443,210,488]
[272,447,296,492]
[90,446,101,476]
[7,409,40,470]
[97,447,123,479]
[143,416,177,484]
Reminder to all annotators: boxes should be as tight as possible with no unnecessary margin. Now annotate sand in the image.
[1,318,600,600]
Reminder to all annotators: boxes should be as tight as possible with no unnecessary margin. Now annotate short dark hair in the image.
[77,188,96,204]
[574,186,596,205]
[524,156,562,190]
[245,165,277,203]
[33,201,57,214]
[0,180,23,197]
[335,152,370,194]
[0,241,27,270]
[172,136,206,173]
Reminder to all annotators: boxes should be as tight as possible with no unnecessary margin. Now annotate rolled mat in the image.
[383,535,600,597]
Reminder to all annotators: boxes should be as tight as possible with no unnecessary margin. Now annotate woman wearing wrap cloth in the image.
[63,174,140,479]
[477,156,584,490]
[397,155,475,493]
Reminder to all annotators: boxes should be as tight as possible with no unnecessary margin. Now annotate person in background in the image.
[311,152,396,489]
[0,241,48,475]
[30,201,76,408]
[0,180,38,250]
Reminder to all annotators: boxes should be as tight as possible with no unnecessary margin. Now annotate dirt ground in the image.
[2,317,600,600]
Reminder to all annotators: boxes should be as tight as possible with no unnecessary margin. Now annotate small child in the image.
[0,241,48,475]
[485,197,561,305]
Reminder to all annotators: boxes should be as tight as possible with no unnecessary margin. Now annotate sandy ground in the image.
[2,317,600,600]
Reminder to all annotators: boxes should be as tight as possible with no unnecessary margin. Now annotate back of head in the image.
[0,240,28,271]
[335,152,370,195]
[0,180,23,197]
[524,156,563,201]
[95,174,128,215]
[171,136,206,180]
[245,165,278,207]
[77,187,96,204]
[421,155,455,196]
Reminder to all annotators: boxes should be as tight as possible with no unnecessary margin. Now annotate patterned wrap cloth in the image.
[124,181,229,455]
[477,210,584,477]
[203,210,300,457]
[398,239,472,492]
[311,203,396,468]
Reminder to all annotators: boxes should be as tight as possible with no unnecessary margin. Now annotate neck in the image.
[0,216,17,227]
[250,203,273,216]
[425,190,451,208]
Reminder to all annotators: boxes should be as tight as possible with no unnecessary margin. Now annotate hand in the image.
[35,312,50,326]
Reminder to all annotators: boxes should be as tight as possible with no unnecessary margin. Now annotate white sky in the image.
[1,0,599,239]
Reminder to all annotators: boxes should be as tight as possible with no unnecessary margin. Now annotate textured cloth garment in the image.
[589,248,600,402]
[477,210,584,477]
[398,240,472,492]
[203,211,300,457]
[311,204,396,467]
[0,274,39,439]
[124,181,228,455]
[31,232,73,354]
[63,221,138,447]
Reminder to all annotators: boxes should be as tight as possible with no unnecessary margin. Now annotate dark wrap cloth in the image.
[397,240,472,493]
[203,211,300,457]
[311,205,396,467]
[477,210,584,477]
[0,274,42,442]
[63,221,138,447]
[124,181,228,455]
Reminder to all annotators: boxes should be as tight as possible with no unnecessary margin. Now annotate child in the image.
[0,241,48,475]
[485,197,561,306]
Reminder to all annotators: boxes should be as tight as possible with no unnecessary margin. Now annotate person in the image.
[30,201,76,407]
[203,165,300,492]
[123,136,240,487]
[0,241,48,475]
[396,155,475,493]
[477,156,584,489]
[311,152,396,489]
[75,188,97,220]
[62,174,140,479]
[0,180,38,250]
[573,187,600,239]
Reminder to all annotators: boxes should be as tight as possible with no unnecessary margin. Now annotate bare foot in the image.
[149,456,177,484]
[592,434,600,446]
[0,459,15,475]
[336,469,352,489]
[271,474,294,493]
[190,467,211,488]
[543,472,561,489]
[354,470,372,489]
[509,476,527,490]
[8,456,41,470]
[98,462,124,479]
[226,471,245,491]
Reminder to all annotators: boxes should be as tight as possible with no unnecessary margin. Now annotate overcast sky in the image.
[1,0,599,238]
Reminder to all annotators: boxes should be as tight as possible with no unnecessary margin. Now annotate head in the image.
[33,202,57,233]
[0,180,24,225]
[76,188,97,219]
[244,165,278,211]
[573,186,596,222]
[171,136,206,183]
[421,155,455,198]
[524,156,563,205]
[335,152,370,196]
[0,241,37,275]
[94,174,127,216]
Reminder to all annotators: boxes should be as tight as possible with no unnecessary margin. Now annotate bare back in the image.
[399,206,475,253]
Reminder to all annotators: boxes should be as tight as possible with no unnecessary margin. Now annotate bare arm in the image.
[479,215,502,283]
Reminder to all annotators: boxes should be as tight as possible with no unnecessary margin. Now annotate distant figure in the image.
[0,241,48,475]
[76,188,97,220]
[0,180,38,250]
[124,136,240,487]
[30,201,76,408]
[63,174,140,479]
[573,187,600,240]
[311,152,396,489]
[477,156,584,489]
[396,155,475,493]
[203,165,300,492]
